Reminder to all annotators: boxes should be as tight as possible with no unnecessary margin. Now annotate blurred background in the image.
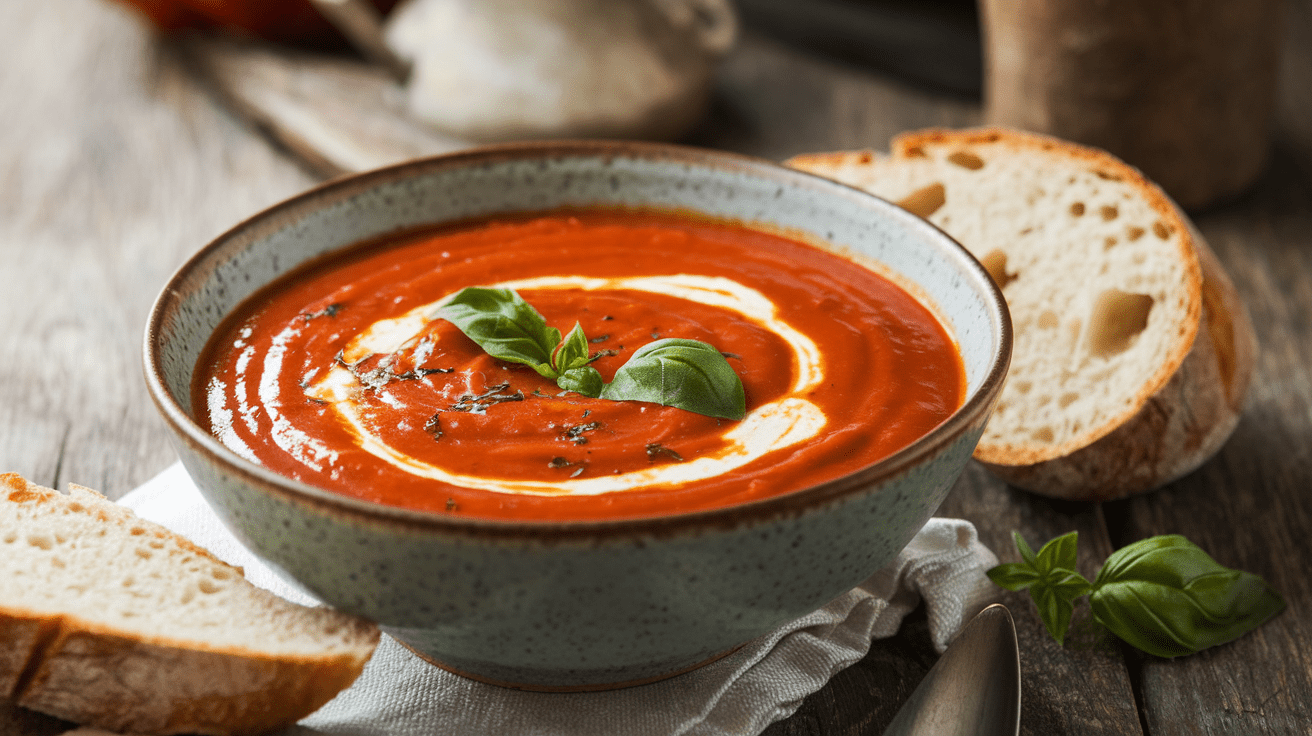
[3,2,1312,734]
[88,0,1301,211]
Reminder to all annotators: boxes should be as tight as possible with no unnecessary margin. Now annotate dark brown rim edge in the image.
[143,139,1013,540]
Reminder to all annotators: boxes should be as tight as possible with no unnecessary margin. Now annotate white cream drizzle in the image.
[306,275,828,496]
[260,326,340,473]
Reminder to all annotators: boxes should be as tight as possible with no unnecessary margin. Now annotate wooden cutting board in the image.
[181,34,467,177]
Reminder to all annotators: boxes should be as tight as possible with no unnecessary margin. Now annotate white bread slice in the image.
[788,128,1256,500]
[0,473,379,736]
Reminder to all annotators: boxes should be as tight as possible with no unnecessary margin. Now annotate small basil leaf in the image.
[554,322,592,374]
[1035,531,1081,576]
[556,366,604,398]
[599,338,746,420]
[438,287,562,379]
[1031,567,1092,645]
[1014,531,1038,567]
[991,530,1093,647]
[987,562,1042,591]
[1089,535,1286,658]
[1034,581,1077,645]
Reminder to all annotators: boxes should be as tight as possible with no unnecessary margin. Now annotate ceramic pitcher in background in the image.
[382,0,738,142]
[981,0,1283,211]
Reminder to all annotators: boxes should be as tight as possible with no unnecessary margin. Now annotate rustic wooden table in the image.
[3,1,1310,734]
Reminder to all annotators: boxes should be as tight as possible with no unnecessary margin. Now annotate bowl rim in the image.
[143,139,1011,539]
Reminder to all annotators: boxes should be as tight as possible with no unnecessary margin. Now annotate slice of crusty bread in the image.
[788,127,1256,500]
[0,473,379,736]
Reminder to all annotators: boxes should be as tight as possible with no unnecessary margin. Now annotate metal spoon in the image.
[882,603,1022,736]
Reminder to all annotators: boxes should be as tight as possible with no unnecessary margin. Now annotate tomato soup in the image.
[193,211,965,521]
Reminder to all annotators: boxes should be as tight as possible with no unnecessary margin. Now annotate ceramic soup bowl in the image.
[144,141,1011,689]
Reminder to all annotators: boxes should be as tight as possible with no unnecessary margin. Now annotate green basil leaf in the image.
[1032,567,1092,645]
[554,322,592,374]
[438,287,562,379]
[990,531,1092,646]
[1014,531,1038,567]
[1034,579,1076,645]
[987,562,1042,591]
[600,338,746,420]
[1035,531,1081,576]
[557,366,604,398]
[1089,535,1286,658]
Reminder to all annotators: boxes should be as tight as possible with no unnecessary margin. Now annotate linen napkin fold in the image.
[120,463,999,736]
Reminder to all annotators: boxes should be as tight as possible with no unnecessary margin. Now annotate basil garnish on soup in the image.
[600,338,746,420]
[437,287,746,420]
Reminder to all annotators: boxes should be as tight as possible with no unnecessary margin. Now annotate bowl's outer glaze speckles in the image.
[145,141,1011,689]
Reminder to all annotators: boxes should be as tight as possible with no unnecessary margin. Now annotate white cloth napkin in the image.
[119,463,999,736]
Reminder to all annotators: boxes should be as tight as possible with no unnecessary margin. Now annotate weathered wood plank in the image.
[688,31,981,159]
[942,470,1144,736]
[1105,162,1312,735]
[0,0,314,500]
[1097,2,1312,732]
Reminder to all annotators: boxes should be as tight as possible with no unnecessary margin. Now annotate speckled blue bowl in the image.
[144,141,1010,690]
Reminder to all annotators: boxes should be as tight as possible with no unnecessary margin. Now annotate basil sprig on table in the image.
[437,287,746,420]
[988,532,1285,657]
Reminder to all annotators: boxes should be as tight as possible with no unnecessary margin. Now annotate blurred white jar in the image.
[384,0,737,142]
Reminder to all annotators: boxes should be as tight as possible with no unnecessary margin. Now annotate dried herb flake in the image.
[645,443,685,463]
[301,303,344,321]
[561,421,603,445]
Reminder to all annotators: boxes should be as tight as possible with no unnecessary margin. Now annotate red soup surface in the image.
[193,211,965,521]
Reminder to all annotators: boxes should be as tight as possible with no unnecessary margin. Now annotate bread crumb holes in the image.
[947,151,985,170]
[1101,205,1118,221]
[1087,289,1154,358]
[28,533,54,550]
[1070,202,1086,216]
[1038,310,1059,329]
[1032,427,1055,442]
[980,250,1016,289]
[895,182,946,218]
[1058,392,1080,408]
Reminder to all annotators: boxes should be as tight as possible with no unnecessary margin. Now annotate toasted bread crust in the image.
[977,231,1255,499]
[20,625,371,736]
[788,127,1253,499]
[0,473,379,735]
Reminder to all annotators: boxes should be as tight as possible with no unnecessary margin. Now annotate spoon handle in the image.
[308,0,412,81]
